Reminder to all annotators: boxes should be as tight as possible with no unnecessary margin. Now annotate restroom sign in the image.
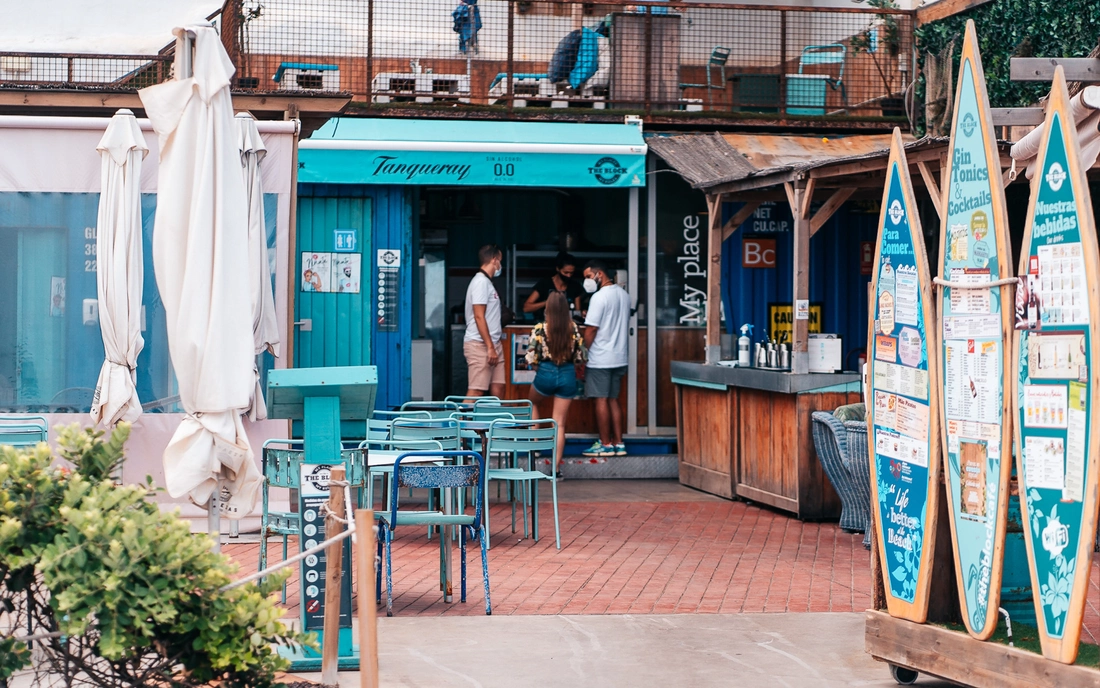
[334,228,357,252]
[743,237,777,268]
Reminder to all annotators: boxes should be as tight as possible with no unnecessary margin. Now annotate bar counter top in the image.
[670,360,861,395]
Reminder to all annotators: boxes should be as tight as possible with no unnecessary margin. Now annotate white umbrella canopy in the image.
[237,112,281,422]
[90,108,147,427]
[139,26,261,519]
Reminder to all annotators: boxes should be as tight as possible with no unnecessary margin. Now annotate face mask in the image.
[493,267,502,278]
[583,278,598,294]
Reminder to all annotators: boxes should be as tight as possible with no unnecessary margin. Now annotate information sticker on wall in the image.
[377,249,401,332]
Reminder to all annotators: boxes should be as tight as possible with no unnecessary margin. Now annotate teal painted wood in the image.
[1015,105,1100,656]
[297,184,412,412]
[939,49,1014,639]
[294,195,373,370]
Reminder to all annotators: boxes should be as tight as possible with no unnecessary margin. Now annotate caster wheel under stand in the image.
[889,664,919,685]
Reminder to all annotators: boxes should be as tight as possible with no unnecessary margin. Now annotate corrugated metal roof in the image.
[650,131,951,192]
[646,132,756,188]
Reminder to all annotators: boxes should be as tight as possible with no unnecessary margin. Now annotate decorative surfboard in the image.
[935,20,1014,640]
[867,128,941,622]
[1012,66,1100,664]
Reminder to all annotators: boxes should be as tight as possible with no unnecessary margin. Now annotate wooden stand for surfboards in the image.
[864,478,1100,686]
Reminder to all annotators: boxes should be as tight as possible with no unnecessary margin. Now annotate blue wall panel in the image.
[720,200,877,371]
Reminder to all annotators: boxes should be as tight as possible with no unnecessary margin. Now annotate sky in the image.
[0,0,222,53]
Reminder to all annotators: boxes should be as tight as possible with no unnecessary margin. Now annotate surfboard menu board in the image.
[937,20,1014,640]
[1013,66,1100,664]
[867,128,941,622]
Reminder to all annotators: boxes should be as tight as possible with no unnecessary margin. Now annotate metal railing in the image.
[0,0,915,121]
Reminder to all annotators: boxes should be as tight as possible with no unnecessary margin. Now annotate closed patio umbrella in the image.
[139,26,260,529]
[90,108,147,427]
[237,112,280,422]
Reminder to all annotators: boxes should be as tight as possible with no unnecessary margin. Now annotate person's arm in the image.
[572,295,583,314]
[523,288,546,314]
[472,304,499,365]
[583,324,598,350]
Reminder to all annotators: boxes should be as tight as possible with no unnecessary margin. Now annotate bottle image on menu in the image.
[1027,275,1041,329]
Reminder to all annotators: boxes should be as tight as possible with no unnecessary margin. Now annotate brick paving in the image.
[224,480,1100,643]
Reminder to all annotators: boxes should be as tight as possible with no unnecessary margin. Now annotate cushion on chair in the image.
[833,403,866,423]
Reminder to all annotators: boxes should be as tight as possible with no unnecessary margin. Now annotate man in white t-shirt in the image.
[581,259,631,457]
[464,244,505,398]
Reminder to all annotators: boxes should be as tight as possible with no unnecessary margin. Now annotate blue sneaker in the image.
[615,443,627,456]
[582,441,615,457]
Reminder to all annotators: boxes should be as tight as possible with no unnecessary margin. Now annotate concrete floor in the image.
[290,612,953,688]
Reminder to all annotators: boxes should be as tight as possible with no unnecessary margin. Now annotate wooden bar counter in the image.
[671,361,861,520]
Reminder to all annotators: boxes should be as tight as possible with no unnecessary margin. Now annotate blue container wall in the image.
[298,184,413,411]
[720,200,877,371]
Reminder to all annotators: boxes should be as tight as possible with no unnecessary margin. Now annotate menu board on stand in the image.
[1012,65,1100,664]
[866,128,942,623]
[936,20,1015,640]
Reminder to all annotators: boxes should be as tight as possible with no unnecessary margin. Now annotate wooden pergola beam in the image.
[721,201,762,241]
[917,161,943,217]
[705,193,724,365]
[809,187,856,237]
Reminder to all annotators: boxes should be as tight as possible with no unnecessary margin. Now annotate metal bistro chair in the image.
[258,438,368,601]
[787,44,846,115]
[472,398,533,420]
[360,437,445,510]
[485,419,561,550]
[679,46,731,107]
[391,418,462,539]
[445,394,500,410]
[368,409,431,441]
[0,416,48,447]
[400,400,460,419]
[378,450,491,616]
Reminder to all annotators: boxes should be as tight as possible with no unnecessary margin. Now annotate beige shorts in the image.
[464,340,505,390]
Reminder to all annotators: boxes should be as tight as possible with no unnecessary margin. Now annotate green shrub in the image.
[0,424,315,687]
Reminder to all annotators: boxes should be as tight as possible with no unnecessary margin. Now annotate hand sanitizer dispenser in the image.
[737,324,753,367]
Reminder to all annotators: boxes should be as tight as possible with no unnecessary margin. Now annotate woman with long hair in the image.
[525,291,586,480]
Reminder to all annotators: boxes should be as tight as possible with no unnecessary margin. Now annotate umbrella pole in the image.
[210,478,222,554]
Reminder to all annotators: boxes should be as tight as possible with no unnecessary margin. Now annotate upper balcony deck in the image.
[0,0,915,131]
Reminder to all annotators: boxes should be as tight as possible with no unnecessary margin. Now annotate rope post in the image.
[321,466,347,686]
[356,509,379,688]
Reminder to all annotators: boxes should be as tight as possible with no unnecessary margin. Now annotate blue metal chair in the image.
[400,400,459,419]
[359,438,445,510]
[445,395,500,410]
[0,416,48,447]
[485,419,560,550]
[368,409,431,440]
[679,46,731,106]
[472,398,533,421]
[787,44,846,115]
[391,418,463,539]
[378,450,491,616]
[258,438,368,600]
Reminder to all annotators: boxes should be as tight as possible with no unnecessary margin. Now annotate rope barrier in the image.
[933,276,1018,289]
[220,523,379,592]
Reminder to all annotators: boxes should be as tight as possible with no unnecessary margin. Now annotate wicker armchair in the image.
[811,404,871,545]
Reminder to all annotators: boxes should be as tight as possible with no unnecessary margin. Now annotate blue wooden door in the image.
[294,196,372,369]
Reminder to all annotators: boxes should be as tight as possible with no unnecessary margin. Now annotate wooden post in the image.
[321,466,347,687]
[356,509,379,688]
[705,193,724,364]
[788,181,811,374]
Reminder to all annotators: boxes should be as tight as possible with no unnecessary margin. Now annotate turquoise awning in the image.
[298,118,647,188]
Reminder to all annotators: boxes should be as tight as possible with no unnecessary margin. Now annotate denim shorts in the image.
[532,361,578,399]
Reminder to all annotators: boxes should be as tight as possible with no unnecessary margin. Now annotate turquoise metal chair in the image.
[368,409,431,440]
[472,398,533,421]
[378,450,491,616]
[485,419,560,550]
[0,416,48,447]
[678,46,731,106]
[445,395,499,410]
[787,44,846,115]
[400,400,459,419]
[258,438,368,600]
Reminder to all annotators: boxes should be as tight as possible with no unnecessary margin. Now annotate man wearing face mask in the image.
[464,244,506,398]
[581,259,631,457]
[522,252,583,321]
